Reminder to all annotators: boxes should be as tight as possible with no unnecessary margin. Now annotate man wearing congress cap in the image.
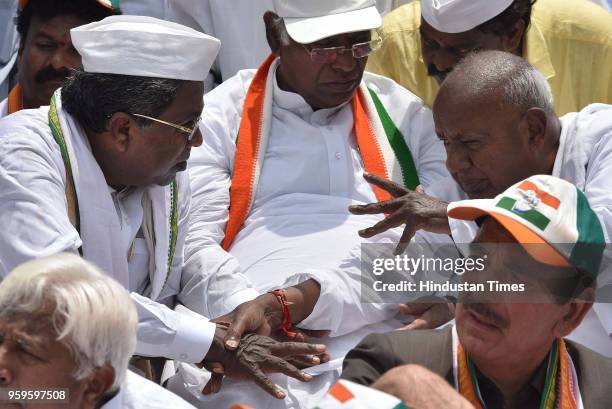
[351,50,612,356]
[366,0,612,115]
[0,15,327,398]
[174,0,450,407]
[0,0,120,118]
[344,175,612,409]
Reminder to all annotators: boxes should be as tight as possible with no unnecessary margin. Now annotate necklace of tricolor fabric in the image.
[457,339,579,409]
[222,54,420,250]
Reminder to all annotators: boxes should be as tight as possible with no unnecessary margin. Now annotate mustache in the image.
[463,301,509,329]
[426,64,452,80]
[35,66,72,84]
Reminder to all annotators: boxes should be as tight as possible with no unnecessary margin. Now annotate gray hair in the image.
[0,254,137,392]
[444,50,555,115]
[61,70,184,133]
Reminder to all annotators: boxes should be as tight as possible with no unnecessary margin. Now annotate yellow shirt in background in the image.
[367,0,612,115]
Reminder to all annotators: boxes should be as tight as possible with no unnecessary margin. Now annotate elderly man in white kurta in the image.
[170,0,450,407]
[0,253,197,409]
[352,50,612,357]
[0,16,326,398]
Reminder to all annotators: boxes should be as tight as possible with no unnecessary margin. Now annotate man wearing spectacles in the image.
[175,0,451,407]
[0,15,329,402]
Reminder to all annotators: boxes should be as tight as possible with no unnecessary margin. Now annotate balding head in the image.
[432,51,561,200]
[437,50,554,115]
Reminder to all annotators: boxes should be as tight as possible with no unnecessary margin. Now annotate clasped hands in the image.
[199,286,329,399]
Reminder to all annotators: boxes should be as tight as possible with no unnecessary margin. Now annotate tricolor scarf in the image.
[48,90,178,296]
[452,326,583,409]
[7,84,23,115]
[223,54,420,249]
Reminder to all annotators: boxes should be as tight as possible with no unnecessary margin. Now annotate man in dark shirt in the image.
[342,175,612,409]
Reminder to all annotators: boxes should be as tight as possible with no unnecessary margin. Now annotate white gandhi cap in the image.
[71,15,221,81]
[274,0,382,44]
[421,0,514,34]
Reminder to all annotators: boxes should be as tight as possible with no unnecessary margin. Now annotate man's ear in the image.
[552,300,593,338]
[107,112,136,153]
[500,19,526,55]
[520,107,548,150]
[263,11,282,56]
[81,366,115,409]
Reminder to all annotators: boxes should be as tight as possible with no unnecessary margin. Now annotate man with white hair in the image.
[174,0,450,407]
[351,50,612,356]
[366,0,612,115]
[0,253,196,408]
[0,15,325,397]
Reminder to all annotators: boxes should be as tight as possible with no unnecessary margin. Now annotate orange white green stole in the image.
[222,54,420,249]
[452,326,583,409]
[7,84,23,115]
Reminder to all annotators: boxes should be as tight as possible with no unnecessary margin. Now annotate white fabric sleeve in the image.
[448,217,479,245]
[168,171,259,320]
[582,128,612,335]
[0,123,82,277]
[280,247,399,337]
[183,83,259,320]
[131,293,216,363]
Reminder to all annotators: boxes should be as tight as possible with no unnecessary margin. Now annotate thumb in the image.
[415,185,425,194]
[224,316,248,350]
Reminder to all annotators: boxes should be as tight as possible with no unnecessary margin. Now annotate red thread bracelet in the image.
[270,289,297,338]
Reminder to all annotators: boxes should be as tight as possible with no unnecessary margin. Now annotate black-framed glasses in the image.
[302,34,384,64]
[132,113,201,141]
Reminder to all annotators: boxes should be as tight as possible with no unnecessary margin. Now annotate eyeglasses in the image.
[132,113,201,141]
[302,35,384,64]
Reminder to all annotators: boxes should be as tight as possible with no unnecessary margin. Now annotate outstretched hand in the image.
[349,173,451,254]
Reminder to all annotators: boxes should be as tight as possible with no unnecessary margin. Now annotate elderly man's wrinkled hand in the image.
[201,326,326,399]
[349,173,451,254]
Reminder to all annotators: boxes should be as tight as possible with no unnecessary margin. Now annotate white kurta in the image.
[0,105,217,363]
[102,370,196,409]
[171,68,451,408]
[430,103,612,358]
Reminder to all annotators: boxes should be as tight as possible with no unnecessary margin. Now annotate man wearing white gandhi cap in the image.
[167,0,449,407]
[366,0,612,115]
[0,15,326,397]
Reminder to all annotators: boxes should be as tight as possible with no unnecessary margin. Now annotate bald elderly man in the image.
[366,0,612,115]
[351,50,612,357]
